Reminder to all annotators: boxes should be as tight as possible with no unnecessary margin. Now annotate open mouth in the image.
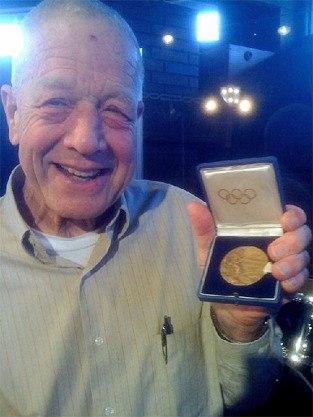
[56,164,112,180]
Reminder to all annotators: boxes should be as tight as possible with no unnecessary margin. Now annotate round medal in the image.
[220,246,270,286]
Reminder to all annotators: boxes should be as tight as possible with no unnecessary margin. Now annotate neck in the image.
[14,179,115,237]
[23,193,97,237]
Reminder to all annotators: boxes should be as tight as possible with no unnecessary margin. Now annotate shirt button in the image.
[94,336,104,346]
[105,406,115,415]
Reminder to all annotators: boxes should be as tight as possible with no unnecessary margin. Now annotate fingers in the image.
[268,225,312,261]
[268,204,311,261]
[280,269,310,294]
[268,205,312,295]
[188,201,215,271]
[271,251,310,294]
[269,228,311,295]
[187,202,215,239]
[271,251,310,279]
[282,205,307,232]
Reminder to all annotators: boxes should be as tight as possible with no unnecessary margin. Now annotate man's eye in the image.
[102,106,135,130]
[44,98,68,107]
[104,106,131,121]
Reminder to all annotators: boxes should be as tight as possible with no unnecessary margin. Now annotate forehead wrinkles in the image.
[26,30,139,92]
[24,63,139,109]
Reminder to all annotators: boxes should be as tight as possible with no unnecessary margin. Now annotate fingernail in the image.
[271,244,288,258]
[277,262,290,276]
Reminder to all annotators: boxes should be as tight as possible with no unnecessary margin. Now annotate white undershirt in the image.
[32,229,99,267]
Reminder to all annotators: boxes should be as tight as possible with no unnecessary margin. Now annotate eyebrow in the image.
[32,76,137,107]
[35,76,77,91]
[104,92,135,107]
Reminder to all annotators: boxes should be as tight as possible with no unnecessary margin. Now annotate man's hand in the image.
[268,205,311,296]
[187,201,215,272]
[188,202,312,342]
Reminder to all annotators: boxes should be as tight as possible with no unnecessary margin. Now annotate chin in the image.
[54,200,111,221]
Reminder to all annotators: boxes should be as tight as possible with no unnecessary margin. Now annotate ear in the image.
[137,100,144,119]
[1,84,19,145]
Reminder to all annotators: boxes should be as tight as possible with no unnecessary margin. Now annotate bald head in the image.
[12,0,144,91]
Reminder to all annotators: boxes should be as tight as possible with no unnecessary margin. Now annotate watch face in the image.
[219,246,270,286]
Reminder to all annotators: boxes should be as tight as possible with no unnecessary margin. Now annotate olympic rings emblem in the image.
[218,188,257,204]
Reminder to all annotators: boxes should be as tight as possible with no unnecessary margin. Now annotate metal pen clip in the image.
[161,316,173,364]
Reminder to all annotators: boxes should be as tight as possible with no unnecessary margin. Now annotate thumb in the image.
[188,201,215,272]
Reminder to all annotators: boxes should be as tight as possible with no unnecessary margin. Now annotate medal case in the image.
[197,157,285,307]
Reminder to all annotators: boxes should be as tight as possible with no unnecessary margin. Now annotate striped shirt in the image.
[0,167,281,417]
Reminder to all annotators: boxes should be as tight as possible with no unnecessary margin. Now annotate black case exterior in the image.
[197,157,285,307]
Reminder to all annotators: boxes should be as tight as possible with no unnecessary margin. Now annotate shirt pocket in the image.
[149,319,210,417]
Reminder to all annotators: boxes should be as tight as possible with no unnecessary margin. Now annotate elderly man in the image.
[0,0,311,416]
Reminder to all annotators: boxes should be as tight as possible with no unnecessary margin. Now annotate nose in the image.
[64,101,106,155]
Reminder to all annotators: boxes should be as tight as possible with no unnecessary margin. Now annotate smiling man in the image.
[2,5,143,236]
[0,1,311,416]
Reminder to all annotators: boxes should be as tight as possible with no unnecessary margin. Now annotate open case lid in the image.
[198,157,286,236]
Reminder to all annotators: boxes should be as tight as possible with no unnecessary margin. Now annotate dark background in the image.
[0,0,312,407]
[0,0,312,216]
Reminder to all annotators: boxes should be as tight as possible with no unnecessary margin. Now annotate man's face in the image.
[6,17,143,223]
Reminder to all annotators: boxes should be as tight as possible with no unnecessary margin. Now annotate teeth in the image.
[60,165,101,178]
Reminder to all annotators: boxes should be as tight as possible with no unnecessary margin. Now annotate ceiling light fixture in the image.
[238,98,253,114]
[162,34,174,45]
[277,25,291,36]
[203,97,219,114]
[203,87,254,116]
[196,11,220,42]
[220,86,241,104]
[0,22,24,58]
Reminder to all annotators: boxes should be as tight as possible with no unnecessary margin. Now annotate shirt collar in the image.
[2,165,133,263]
[2,166,30,244]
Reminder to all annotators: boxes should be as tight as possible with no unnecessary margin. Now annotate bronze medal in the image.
[220,246,270,286]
